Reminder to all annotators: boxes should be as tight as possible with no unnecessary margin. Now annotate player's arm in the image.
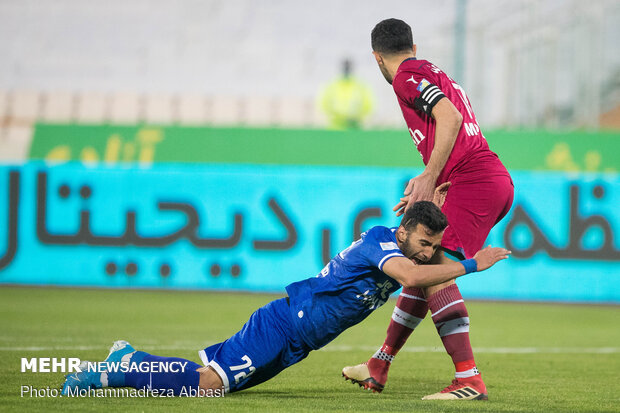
[424,97,463,183]
[382,246,510,288]
[395,97,463,216]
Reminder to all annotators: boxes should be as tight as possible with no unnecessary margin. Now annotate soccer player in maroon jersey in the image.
[342,18,514,401]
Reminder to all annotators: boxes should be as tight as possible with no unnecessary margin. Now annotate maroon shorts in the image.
[440,173,514,259]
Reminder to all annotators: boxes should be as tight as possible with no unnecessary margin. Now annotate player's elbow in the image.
[434,98,463,129]
[452,109,463,129]
[401,277,425,289]
[443,101,463,129]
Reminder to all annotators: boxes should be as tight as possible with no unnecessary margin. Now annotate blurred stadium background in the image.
[0,0,619,139]
[0,0,619,410]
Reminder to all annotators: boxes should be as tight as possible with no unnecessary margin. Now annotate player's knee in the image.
[197,366,224,395]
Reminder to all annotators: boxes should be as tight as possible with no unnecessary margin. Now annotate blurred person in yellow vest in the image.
[319,59,374,129]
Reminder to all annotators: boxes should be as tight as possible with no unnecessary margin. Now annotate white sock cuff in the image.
[455,366,479,378]
[371,349,395,363]
[100,372,109,387]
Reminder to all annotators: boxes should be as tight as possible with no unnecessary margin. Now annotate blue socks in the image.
[109,352,202,396]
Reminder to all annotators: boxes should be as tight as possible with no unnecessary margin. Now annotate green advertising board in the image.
[29,124,620,172]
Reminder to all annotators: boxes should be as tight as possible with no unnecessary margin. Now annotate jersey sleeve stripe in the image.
[426,90,442,103]
[378,252,404,271]
[420,85,433,99]
[423,88,444,105]
[421,85,441,100]
[198,349,230,393]
[415,84,446,115]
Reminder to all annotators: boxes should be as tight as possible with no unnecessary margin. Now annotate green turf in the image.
[1,286,619,412]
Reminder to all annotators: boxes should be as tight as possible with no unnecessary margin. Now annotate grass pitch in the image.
[1,286,619,412]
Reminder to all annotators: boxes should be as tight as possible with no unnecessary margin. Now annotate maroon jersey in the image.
[392,58,509,185]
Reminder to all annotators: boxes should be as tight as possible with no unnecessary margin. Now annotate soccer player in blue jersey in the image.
[62,200,510,396]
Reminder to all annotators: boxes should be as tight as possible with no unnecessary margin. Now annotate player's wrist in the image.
[421,169,439,180]
[460,259,477,274]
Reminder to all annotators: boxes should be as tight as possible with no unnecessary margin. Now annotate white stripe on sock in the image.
[431,299,464,317]
[391,307,424,330]
[436,317,470,337]
[399,293,426,302]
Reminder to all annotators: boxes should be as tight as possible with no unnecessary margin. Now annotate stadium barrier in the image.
[28,124,620,173]
[1,162,618,303]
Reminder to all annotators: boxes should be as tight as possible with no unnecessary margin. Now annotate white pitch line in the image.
[0,345,618,354]
[0,345,212,352]
[319,345,620,354]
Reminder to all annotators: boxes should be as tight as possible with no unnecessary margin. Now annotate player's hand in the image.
[393,173,439,216]
[432,182,451,208]
[472,245,511,271]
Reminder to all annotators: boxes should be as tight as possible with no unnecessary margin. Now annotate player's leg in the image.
[421,253,486,400]
[62,340,204,396]
[342,286,428,392]
[198,297,311,393]
[422,175,513,400]
[198,366,224,391]
[342,175,513,395]
[61,297,310,396]
[342,254,485,398]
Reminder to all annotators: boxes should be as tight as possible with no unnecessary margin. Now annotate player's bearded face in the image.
[399,225,443,264]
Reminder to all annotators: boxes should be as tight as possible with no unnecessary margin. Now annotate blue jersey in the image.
[201,225,407,393]
[285,226,405,349]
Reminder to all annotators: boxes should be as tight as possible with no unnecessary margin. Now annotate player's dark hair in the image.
[371,18,414,54]
[400,201,448,234]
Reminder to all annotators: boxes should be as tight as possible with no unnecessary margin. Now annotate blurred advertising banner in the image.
[29,124,620,172]
[0,163,618,303]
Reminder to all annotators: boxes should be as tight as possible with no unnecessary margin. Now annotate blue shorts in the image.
[199,298,311,393]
